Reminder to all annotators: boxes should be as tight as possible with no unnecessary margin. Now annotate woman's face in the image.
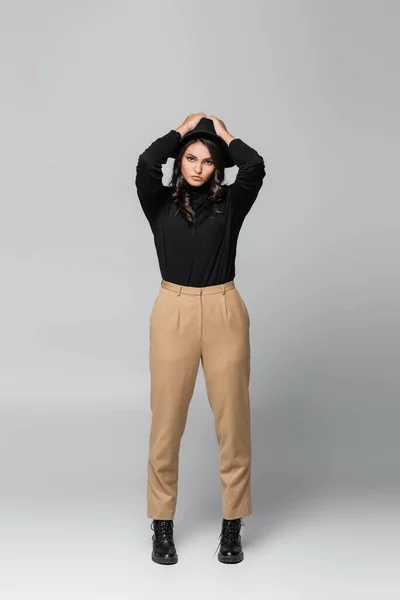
[180,141,216,186]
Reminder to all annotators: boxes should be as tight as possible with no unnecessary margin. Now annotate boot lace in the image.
[213,518,244,555]
[151,519,174,545]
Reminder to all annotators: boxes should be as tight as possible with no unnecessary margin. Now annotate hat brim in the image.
[169,130,235,168]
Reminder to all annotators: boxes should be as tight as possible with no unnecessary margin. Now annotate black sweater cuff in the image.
[228,138,264,166]
[138,129,182,165]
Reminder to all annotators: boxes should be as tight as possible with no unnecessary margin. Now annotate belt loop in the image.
[177,286,182,296]
[222,283,226,295]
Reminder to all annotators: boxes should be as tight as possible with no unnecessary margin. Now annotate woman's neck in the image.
[186,180,210,196]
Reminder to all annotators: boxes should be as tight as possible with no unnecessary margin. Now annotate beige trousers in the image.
[147,278,252,520]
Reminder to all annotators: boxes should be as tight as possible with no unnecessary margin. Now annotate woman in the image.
[135,113,266,565]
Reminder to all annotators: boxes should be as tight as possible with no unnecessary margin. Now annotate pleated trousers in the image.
[147,278,252,520]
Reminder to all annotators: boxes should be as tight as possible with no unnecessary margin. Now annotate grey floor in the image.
[1,492,398,599]
[1,404,398,599]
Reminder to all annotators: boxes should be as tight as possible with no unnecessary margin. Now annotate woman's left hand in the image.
[208,115,230,137]
[208,115,236,146]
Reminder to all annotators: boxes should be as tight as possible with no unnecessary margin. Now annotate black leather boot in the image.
[214,518,244,563]
[151,519,178,565]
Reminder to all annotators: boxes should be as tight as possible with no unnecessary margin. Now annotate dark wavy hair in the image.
[169,137,227,224]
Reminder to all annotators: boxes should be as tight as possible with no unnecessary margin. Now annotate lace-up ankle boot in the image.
[151,519,178,565]
[214,518,244,563]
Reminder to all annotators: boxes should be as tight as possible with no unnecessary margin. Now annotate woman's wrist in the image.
[220,132,236,146]
[175,125,189,138]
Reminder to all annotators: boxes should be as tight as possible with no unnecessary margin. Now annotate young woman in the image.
[135,113,266,565]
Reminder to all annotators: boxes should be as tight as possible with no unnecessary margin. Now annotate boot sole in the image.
[218,551,244,564]
[152,552,178,565]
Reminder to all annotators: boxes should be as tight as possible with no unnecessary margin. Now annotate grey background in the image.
[1,0,399,597]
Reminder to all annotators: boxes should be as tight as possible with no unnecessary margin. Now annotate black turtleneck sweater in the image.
[135,129,266,287]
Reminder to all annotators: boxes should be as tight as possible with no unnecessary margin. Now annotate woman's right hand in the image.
[175,113,207,137]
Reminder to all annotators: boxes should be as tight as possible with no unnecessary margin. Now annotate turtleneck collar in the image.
[186,180,210,197]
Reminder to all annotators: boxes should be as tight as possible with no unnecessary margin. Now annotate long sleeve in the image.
[227,138,266,226]
[135,129,182,226]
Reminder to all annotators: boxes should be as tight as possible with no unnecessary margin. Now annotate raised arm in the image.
[135,114,208,227]
[207,115,266,226]
[135,129,182,226]
[227,137,266,225]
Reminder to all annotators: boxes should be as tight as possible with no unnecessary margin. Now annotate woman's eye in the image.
[187,157,213,165]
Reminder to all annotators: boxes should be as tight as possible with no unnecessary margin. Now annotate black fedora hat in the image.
[170,117,235,167]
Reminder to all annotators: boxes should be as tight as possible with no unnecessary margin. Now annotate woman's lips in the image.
[192,176,202,180]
